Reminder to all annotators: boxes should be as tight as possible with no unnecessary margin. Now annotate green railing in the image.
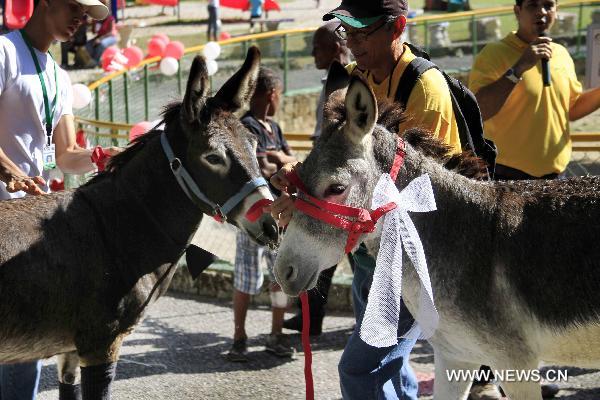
[80,0,599,127]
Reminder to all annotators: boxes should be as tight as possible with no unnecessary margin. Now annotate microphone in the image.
[541,31,551,87]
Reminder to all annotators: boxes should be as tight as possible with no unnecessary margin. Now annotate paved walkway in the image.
[36,293,600,399]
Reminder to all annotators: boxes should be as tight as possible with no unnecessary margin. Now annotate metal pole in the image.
[424,20,429,53]
[94,87,100,134]
[108,80,114,123]
[124,73,130,124]
[283,34,288,94]
[471,15,478,56]
[144,64,149,121]
[576,3,584,55]
[177,59,183,95]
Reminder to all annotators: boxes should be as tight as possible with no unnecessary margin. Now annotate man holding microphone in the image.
[469,0,600,181]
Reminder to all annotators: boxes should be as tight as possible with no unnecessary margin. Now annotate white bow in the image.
[359,173,438,348]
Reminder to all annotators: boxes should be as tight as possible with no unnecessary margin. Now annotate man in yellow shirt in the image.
[334,6,462,152]
[325,1,467,399]
[469,0,600,180]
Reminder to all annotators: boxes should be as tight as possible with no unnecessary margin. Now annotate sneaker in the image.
[282,313,323,336]
[265,333,294,358]
[469,383,503,400]
[226,337,249,362]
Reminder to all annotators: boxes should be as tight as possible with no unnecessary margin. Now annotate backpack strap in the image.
[396,58,474,153]
[395,57,437,107]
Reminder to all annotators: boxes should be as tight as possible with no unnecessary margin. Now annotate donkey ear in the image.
[212,46,261,112]
[344,75,378,144]
[325,61,350,98]
[182,56,210,124]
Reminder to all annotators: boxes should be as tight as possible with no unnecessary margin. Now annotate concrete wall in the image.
[277,90,320,134]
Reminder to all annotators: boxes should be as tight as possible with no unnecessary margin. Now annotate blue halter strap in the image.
[160,132,268,221]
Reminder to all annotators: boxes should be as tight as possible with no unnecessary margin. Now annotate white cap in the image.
[76,0,109,20]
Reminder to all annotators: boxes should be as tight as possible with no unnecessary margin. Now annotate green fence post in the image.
[177,59,183,95]
[124,73,130,124]
[241,40,248,58]
[94,87,100,121]
[471,14,478,56]
[576,3,584,55]
[283,34,289,94]
[94,87,100,134]
[144,64,149,121]
[108,80,114,123]
[424,20,429,53]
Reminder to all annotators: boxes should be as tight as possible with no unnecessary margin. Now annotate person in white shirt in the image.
[0,1,119,398]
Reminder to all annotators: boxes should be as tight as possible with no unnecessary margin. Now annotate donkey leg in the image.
[57,351,82,400]
[433,355,479,400]
[78,337,124,400]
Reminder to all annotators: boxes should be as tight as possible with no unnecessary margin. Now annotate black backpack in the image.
[396,44,497,179]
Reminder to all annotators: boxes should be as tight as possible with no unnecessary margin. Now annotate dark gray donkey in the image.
[274,67,600,399]
[0,47,278,399]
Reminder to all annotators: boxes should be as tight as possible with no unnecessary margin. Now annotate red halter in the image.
[287,138,406,254]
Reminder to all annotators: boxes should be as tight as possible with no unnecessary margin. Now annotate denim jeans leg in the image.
[0,360,42,400]
[96,36,118,62]
[339,252,418,400]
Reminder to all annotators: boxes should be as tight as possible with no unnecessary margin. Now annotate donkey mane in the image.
[326,96,488,180]
[378,101,488,180]
[85,103,183,186]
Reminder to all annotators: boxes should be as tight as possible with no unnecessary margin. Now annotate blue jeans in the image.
[0,360,42,400]
[338,246,418,400]
[86,36,118,62]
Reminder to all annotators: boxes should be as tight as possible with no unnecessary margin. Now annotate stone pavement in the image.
[36,293,600,399]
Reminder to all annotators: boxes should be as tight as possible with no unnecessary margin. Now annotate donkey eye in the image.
[325,184,346,196]
[205,154,224,165]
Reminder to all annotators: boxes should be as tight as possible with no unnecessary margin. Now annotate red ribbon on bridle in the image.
[287,138,406,254]
[91,146,110,172]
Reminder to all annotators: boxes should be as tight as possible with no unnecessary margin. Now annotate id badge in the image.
[43,144,56,170]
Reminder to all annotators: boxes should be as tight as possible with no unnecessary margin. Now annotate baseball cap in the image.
[76,0,110,20]
[323,0,408,28]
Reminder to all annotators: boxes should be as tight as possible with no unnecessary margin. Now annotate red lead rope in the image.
[300,291,314,400]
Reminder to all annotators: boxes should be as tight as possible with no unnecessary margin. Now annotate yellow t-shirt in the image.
[347,44,461,153]
[468,32,582,177]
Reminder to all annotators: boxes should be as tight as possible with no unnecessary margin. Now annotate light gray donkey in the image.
[0,47,278,399]
[273,67,600,399]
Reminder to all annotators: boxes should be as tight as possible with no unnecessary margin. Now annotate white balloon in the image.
[160,57,179,76]
[203,41,221,60]
[71,83,92,109]
[206,59,219,76]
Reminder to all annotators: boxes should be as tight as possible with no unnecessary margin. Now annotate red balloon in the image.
[147,37,166,58]
[122,46,144,68]
[129,121,152,142]
[102,56,116,72]
[164,41,184,60]
[101,46,119,64]
[219,31,231,40]
[152,33,170,45]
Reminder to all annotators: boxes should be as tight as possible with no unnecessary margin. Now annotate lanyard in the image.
[20,30,58,146]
